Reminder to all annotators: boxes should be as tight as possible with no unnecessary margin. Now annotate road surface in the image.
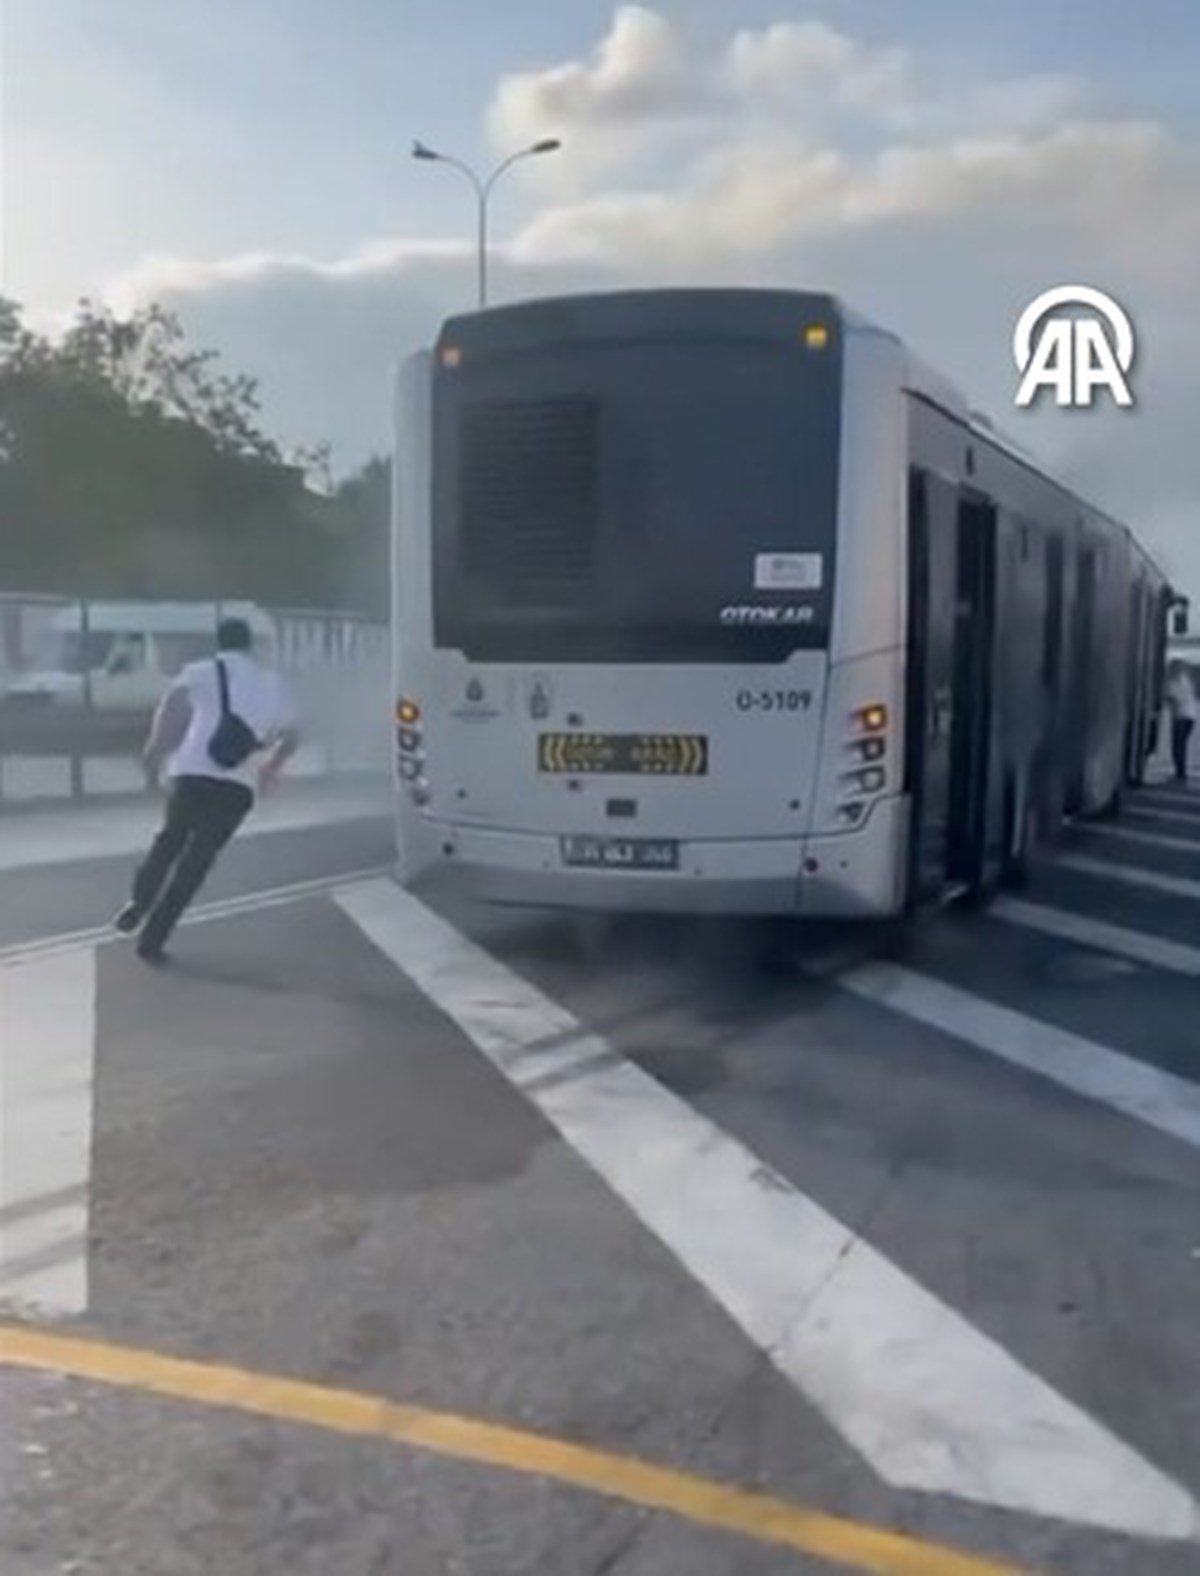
[1,776,1198,1575]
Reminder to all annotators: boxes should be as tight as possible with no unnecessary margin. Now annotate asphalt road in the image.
[2,782,1198,1576]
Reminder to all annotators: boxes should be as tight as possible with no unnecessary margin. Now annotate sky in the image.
[4,0,1199,592]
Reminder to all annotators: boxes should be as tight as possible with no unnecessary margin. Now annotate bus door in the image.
[1124,579,1146,782]
[904,469,958,903]
[946,494,997,890]
[1036,531,1066,834]
[1064,541,1096,811]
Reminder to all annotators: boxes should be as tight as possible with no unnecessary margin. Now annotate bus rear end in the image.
[393,290,906,917]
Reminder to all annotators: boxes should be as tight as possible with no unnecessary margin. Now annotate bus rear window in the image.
[432,337,841,664]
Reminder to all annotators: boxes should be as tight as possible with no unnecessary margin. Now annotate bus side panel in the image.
[829,333,908,668]
[1087,526,1133,811]
[392,350,439,886]
[802,328,909,915]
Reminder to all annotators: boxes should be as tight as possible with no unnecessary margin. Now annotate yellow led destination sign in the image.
[539,733,708,776]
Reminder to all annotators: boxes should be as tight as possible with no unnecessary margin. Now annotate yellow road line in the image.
[1,1322,1040,1576]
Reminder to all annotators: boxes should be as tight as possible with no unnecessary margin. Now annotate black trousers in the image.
[130,776,253,951]
[1171,717,1195,781]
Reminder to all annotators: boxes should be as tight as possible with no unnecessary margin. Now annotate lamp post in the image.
[411,137,562,308]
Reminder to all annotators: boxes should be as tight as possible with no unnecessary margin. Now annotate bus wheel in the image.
[1002,808,1034,889]
[752,918,803,978]
[1097,784,1123,821]
[1000,775,1036,891]
[874,916,916,961]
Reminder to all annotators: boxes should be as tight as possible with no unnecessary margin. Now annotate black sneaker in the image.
[113,903,143,934]
[136,944,171,967]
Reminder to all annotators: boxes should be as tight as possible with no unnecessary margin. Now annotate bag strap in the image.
[215,657,232,717]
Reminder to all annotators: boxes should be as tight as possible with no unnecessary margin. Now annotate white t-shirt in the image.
[166,652,298,787]
[1167,670,1198,723]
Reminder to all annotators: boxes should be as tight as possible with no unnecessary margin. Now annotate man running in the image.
[114,616,299,964]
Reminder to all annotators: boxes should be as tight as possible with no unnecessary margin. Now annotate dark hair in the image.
[217,617,253,652]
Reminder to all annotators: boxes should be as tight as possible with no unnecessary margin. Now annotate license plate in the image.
[560,836,680,871]
[539,733,707,776]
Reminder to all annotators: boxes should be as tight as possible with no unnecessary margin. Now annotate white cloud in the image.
[491,5,696,134]
[726,19,914,118]
[100,244,609,468]
[488,7,1089,180]
[103,240,470,318]
[488,5,711,189]
[95,7,1200,596]
[510,119,1199,282]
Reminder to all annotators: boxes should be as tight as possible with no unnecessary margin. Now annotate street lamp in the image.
[411,137,562,308]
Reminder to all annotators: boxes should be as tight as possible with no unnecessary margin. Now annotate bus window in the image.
[432,334,842,665]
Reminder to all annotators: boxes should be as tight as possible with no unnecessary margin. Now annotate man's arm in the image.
[143,682,191,776]
[257,725,300,791]
[256,679,301,792]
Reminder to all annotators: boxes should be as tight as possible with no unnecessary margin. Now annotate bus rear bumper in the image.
[399,800,906,919]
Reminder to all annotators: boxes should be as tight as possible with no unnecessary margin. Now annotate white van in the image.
[1,601,277,711]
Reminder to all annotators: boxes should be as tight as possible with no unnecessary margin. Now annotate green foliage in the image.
[0,295,387,611]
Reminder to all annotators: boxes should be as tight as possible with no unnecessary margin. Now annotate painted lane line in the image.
[1080,823,1200,854]
[1127,803,1200,828]
[0,865,393,967]
[1134,785,1200,806]
[0,1325,1040,1576]
[843,962,1200,1149]
[0,950,96,1316]
[992,897,1200,978]
[1054,853,1200,902]
[336,879,1200,1543]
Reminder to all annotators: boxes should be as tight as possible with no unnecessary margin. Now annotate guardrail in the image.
[0,593,391,808]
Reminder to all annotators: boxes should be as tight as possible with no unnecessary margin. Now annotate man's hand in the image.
[256,757,283,797]
[256,727,299,798]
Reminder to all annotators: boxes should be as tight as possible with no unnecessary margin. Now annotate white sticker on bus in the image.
[754,552,823,591]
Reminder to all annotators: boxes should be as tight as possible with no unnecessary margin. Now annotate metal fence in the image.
[0,593,390,806]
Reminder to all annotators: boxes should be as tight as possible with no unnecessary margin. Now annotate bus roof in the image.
[437,287,856,354]
[430,287,1175,598]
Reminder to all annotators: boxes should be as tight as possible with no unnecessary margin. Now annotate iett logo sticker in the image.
[1013,286,1136,409]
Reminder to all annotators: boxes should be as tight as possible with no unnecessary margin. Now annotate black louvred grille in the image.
[459,397,598,603]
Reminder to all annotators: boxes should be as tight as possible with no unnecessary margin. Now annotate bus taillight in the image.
[395,698,430,806]
[854,736,886,762]
[835,703,889,821]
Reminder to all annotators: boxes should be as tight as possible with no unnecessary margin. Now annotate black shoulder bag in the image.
[208,658,261,768]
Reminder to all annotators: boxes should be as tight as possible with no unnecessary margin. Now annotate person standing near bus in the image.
[1165,659,1197,783]
[113,616,300,964]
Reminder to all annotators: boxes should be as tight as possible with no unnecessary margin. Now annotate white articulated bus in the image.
[390,289,1175,920]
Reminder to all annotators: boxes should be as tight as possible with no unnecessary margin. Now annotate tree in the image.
[328,455,391,617]
[0,295,375,610]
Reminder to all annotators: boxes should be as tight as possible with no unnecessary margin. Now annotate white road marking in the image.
[1055,852,1200,901]
[1136,781,1200,800]
[0,949,96,1316]
[0,866,393,968]
[992,896,1200,978]
[843,961,1200,1150]
[1080,822,1200,854]
[336,877,1200,1543]
[1128,800,1200,825]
